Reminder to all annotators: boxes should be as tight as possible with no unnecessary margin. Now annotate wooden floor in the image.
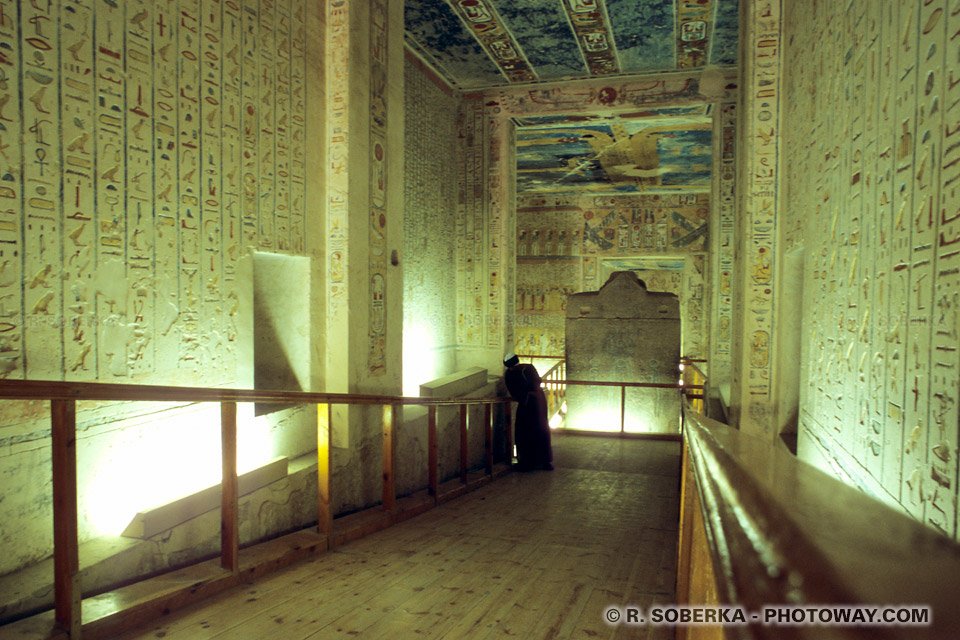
[117,435,681,640]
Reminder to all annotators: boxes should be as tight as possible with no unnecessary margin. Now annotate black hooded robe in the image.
[504,363,553,470]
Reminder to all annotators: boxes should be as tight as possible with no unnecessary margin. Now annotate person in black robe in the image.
[503,354,553,471]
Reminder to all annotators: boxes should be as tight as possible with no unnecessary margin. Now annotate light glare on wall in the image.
[82,403,276,537]
[403,323,439,396]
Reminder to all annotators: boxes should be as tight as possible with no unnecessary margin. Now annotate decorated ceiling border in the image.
[446,0,538,83]
[561,0,620,76]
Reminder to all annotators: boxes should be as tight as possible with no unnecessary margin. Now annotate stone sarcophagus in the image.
[564,271,681,433]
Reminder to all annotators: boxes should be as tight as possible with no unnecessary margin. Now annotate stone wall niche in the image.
[565,271,681,434]
[252,252,311,415]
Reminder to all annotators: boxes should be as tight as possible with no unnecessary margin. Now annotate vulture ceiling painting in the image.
[514,106,713,194]
[404,0,740,90]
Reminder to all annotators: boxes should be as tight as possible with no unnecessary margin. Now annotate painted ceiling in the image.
[405,0,740,91]
[515,106,712,195]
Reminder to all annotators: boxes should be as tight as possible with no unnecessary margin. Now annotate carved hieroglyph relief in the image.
[514,193,708,357]
[5,0,308,384]
[784,0,960,538]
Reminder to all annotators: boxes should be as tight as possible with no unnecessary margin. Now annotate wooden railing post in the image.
[220,402,239,572]
[382,404,396,512]
[459,404,468,484]
[620,385,626,433]
[504,401,513,466]
[484,403,493,476]
[318,403,332,538]
[428,405,438,503]
[51,399,81,639]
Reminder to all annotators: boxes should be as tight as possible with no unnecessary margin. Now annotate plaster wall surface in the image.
[403,58,459,394]
[783,0,960,538]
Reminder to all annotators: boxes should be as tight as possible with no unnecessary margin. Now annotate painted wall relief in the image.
[784,0,960,539]
[514,193,707,357]
[3,0,308,383]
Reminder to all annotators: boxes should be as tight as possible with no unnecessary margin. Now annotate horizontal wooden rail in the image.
[557,378,703,390]
[678,403,960,639]
[0,379,509,406]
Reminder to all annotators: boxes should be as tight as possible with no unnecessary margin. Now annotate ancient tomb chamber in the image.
[565,271,681,434]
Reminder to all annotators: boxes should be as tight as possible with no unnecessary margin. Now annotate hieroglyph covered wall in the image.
[2,0,310,384]
[403,57,459,387]
[783,0,960,538]
[710,102,737,382]
[515,192,709,358]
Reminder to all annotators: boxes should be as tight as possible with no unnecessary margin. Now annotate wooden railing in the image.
[553,377,704,434]
[0,380,515,639]
[680,360,707,417]
[517,355,705,434]
[540,359,565,419]
[676,400,960,639]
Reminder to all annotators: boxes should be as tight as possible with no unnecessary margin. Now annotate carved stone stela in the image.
[565,271,681,433]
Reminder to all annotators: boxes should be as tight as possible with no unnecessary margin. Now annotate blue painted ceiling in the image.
[405,0,739,90]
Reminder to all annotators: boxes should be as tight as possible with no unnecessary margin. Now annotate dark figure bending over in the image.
[503,354,553,471]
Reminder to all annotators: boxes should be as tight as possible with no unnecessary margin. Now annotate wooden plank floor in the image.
[116,435,681,640]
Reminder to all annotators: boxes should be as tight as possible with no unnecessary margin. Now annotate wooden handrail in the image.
[0,379,509,406]
[557,378,703,390]
[678,405,960,638]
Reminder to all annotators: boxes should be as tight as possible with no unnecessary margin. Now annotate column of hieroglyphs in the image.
[201,0,226,376]
[937,0,960,540]
[504,122,517,353]
[860,0,883,481]
[255,0,274,248]
[683,255,706,362]
[153,1,180,376]
[841,1,866,467]
[22,0,62,380]
[220,0,243,374]
[485,105,510,359]
[274,0,291,253]
[862,0,900,504]
[126,0,155,378]
[733,0,782,438]
[880,0,918,505]
[0,0,21,380]
[60,0,94,381]
[368,0,387,376]
[290,4,307,255]
[290,3,307,257]
[806,1,835,446]
[916,0,956,535]
[485,112,501,353]
[710,102,736,382]
[324,0,353,405]
[178,0,202,372]
[785,1,839,469]
[94,0,127,378]
[900,0,944,520]
[456,97,486,349]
